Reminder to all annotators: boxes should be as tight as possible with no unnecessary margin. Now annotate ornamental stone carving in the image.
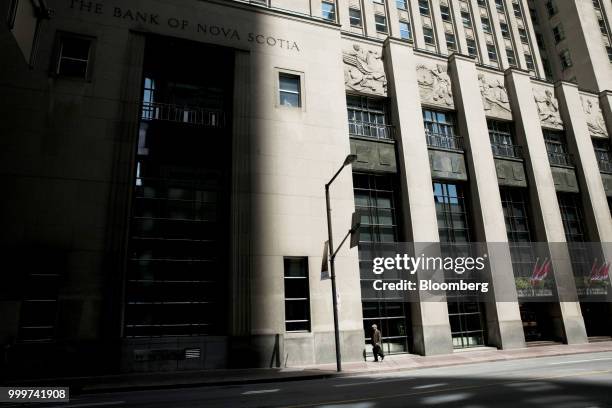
[416,63,454,107]
[343,44,387,96]
[533,88,563,129]
[478,73,511,118]
[581,95,608,137]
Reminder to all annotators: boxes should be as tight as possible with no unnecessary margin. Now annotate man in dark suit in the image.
[371,324,384,362]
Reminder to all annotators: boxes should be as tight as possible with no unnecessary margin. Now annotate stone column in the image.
[451,0,469,54]
[555,82,612,266]
[485,0,509,69]
[383,38,453,355]
[468,0,492,65]
[517,0,545,78]
[504,69,588,344]
[448,54,525,349]
[361,0,377,37]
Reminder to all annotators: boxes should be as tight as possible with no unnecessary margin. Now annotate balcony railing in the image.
[348,120,395,140]
[491,143,523,159]
[141,102,225,128]
[426,131,464,151]
[547,151,574,167]
[597,158,612,173]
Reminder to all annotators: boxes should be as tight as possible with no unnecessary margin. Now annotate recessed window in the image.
[495,0,504,12]
[598,18,608,35]
[440,5,452,22]
[487,44,498,61]
[462,11,472,27]
[467,38,478,57]
[506,49,517,67]
[513,3,523,18]
[284,257,311,332]
[375,14,388,33]
[396,0,408,9]
[399,21,412,40]
[446,33,457,51]
[279,73,301,108]
[321,1,336,21]
[542,58,553,80]
[593,0,602,9]
[419,0,430,15]
[500,22,511,38]
[349,8,362,27]
[55,34,93,78]
[524,53,535,70]
[559,49,572,70]
[519,28,529,43]
[552,24,565,43]
[481,17,491,33]
[423,27,436,45]
[606,46,612,62]
[546,0,557,17]
[477,0,486,7]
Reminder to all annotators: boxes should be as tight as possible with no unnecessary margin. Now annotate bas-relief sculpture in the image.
[580,96,608,137]
[343,44,387,96]
[533,88,563,129]
[416,63,454,107]
[478,73,511,118]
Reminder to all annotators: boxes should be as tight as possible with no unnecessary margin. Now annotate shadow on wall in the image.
[0,244,120,379]
[229,334,281,369]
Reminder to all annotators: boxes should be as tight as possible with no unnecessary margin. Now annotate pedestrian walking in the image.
[371,324,384,362]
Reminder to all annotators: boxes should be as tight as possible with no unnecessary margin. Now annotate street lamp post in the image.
[325,154,358,373]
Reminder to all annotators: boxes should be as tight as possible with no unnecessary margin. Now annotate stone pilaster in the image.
[505,70,588,344]
[384,38,453,356]
[448,54,525,349]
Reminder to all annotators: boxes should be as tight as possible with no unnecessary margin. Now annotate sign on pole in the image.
[321,240,330,280]
[349,211,361,249]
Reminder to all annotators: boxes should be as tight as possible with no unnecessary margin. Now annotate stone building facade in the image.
[1,0,611,376]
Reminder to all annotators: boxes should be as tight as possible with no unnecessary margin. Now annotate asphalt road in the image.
[12,351,612,408]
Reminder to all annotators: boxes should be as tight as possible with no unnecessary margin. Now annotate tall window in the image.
[500,187,535,278]
[433,182,485,348]
[446,33,457,51]
[349,8,362,27]
[593,139,612,172]
[354,174,411,355]
[397,0,408,10]
[399,21,412,40]
[524,54,535,71]
[481,17,492,33]
[467,38,478,58]
[347,95,391,140]
[546,0,557,17]
[519,28,529,43]
[488,120,521,158]
[55,34,93,78]
[284,258,311,332]
[440,5,452,21]
[423,109,462,150]
[552,24,565,43]
[487,44,498,62]
[558,193,587,243]
[495,0,504,12]
[419,0,430,15]
[462,11,472,27]
[321,0,336,21]
[375,15,388,33]
[500,22,511,38]
[544,130,573,166]
[506,49,517,67]
[423,27,436,45]
[279,73,301,108]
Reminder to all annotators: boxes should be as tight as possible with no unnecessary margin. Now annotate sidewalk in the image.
[6,340,612,394]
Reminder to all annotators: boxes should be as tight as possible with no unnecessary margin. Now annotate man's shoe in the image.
[381,355,384,361]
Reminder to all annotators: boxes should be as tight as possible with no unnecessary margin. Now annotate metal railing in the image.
[491,143,523,159]
[141,102,225,128]
[348,120,395,140]
[547,151,574,167]
[426,131,464,151]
